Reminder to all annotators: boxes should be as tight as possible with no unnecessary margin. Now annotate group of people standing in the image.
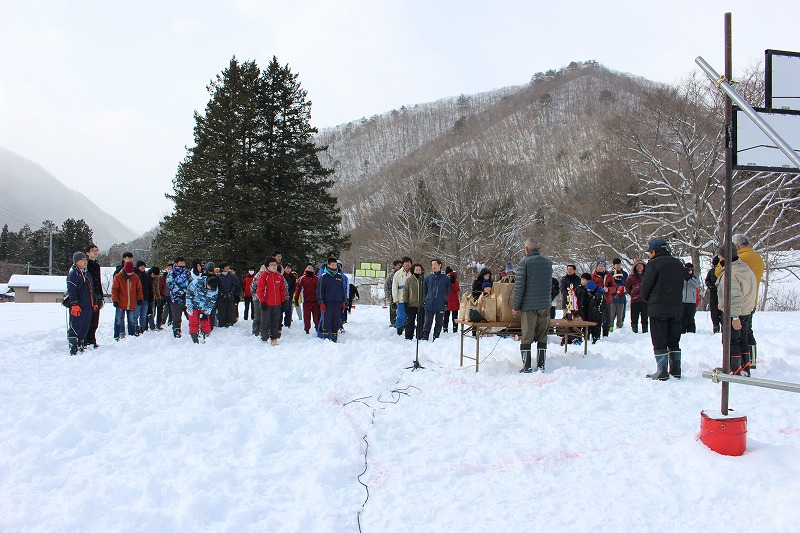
[65,247,361,352]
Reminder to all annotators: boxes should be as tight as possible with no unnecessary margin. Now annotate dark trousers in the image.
[163,299,172,326]
[422,310,444,340]
[602,303,612,335]
[260,304,282,341]
[727,314,753,371]
[405,306,425,340]
[153,299,165,328]
[322,301,343,334]
[69,306,92,348]
[680,303,697,333]
[630,302,648,333]
[283,299,293,327]
[746,310,757,345]
[649,316,682,355]
[86,306,100,344]
[390,301,397,327]
[170,302,186,332]
[252,299,262,335]
[243,296,253,320]
[217,294,236,327]
[709,292,721,332]
[444,309,458,330]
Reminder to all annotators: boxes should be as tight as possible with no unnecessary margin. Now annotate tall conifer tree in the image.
[156,56,348,267]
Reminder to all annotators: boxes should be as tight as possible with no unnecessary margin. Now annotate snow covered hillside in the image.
[1,303,799,532]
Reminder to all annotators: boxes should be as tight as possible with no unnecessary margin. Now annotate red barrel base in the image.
[700,410,747,456]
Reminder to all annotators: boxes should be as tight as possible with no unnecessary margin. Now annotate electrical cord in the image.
[345,370,422,532]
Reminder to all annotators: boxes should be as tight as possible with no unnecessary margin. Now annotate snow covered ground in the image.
[1,303,799,532]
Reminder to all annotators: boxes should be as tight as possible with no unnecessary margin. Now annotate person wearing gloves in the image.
[186,273,219,343]
[66,251,97,355]
[680,262,703,334]
[112,260,143,341]
[319,256,347,343]
[716,246,757,376]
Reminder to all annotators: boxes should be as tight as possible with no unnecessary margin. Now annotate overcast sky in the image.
[1,0,796,235]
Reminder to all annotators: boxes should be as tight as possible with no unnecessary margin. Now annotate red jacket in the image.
[242,275,253,298]
[592,269,616,304]
[446,276,461,311]
[257,271,286,307]
[293,273,319,303]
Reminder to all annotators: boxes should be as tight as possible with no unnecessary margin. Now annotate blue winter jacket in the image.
[186,277,219,314]
[319,267,346,304]
[423,271,450,312]
[167,265,192,304]
[67,266,95,309]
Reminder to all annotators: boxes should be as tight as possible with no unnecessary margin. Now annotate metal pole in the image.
[702,370,800,394]
[695,55,800,170]
[720,13,734,415]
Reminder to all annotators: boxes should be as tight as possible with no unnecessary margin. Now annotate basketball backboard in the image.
[733,107,800,173]
[766,50,800,111]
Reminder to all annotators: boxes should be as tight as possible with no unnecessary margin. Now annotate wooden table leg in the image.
[564,328,568,353]
[459,322,464,367]
[475,327,480,372]
[583,326,588,355]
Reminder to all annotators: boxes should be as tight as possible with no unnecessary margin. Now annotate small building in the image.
[7,275,66,303]
[0,283,12,302]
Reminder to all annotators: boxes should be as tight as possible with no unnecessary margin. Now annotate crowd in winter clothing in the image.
[65,234,764,383]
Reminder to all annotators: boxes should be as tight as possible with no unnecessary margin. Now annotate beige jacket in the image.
[717,259,757,317]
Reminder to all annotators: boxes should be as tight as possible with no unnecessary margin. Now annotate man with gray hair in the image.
[715,233,765,368]
[512,238,553,372]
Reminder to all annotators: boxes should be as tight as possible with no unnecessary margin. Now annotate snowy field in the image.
[1,303,799,532]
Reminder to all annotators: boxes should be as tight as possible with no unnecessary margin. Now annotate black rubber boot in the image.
[668,350,681,379]
[536,346,546,372]
[190,333,199,344]
[68,336,79,356]
[646,353,669,380]
[749,344,757,370]
[519,343,532,373]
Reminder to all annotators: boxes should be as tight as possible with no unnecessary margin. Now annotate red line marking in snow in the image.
[778,427,800,435]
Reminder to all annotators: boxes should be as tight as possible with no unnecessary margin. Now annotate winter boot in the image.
[519,343,532,373]
[749,344,757,370]
[271,338,279,346]
[68,336,79,356]
[646,352,670,380]
[631,323,638,333]
[668,350,681,379]
[173,328,181,338]
[190,333,199,344]
[536,347,547,372]
[730,354,744,375]
[331,332,338,343]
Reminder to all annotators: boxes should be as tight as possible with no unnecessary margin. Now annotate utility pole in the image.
[48,222,54,276]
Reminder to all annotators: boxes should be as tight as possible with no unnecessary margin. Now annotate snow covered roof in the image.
[0,283,9,295]
[7,274,66,293]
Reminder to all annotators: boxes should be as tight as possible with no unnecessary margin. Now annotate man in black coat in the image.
[85,244,103,348]
[640,238,686,380]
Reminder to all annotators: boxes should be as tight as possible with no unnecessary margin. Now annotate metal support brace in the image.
[702,370,800,394]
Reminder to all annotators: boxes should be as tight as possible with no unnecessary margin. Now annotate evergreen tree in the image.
[54,218,94,274]
[0,224,10,261]
[156,56,348,268]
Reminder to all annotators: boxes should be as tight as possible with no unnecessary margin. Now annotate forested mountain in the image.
[317,61,798,279]
[316,61,656,272]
